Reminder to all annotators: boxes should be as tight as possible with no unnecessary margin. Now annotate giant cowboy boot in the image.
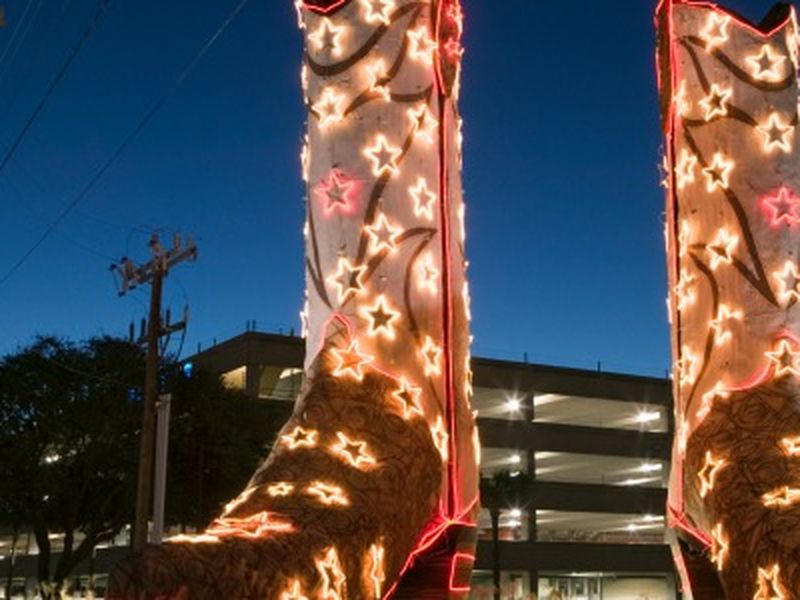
[109,0,479,598]
[657,1,800,597]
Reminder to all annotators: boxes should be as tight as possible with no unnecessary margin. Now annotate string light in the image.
[673,80,690,117]
[747,45,787,81]
[754,564,786,600]
[294,0,305,30]
[678,346,698,387]
[698,450,727,498]
[699,12,731,49]
[431,415,449,461]
[417,253,440,294]
[281,578,310,600]
[766,338,800,378]
[360,0,395,25]
[328,257,366,303]
[365,213,402,255]
[315,547,347,599]
[307,482,350,507]
[757,113,793,153]
[363,135,402,177]
[301,137,310,182]
[762,486,800,508]
[675,149,698,189]
[330,340,374,380]
[407,26,437,64]
[421,335,442,377]
[331,431,377,469]
[710,304,742,346]
[702,152,734,192]
[699,84,732,121]
[710,523,729,571]
[281,426,318,450]
[361,294,400,340]
[222,487,256,516]
[366,543,386,598]
[675,269,696,310]
[392,377,423,419]
[706,228,738,270]
[312,88,347,130]
[267,482,295,497]
[697,382,730,420]
[463,281,472,320]
[409,177,437,221]
[408,105,439,144]
[678,220,692,257]
[762,187,800,227]
[315,169,357,215]
[308,18,345,57]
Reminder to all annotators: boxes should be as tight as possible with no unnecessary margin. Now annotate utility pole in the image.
[112,232,197,550]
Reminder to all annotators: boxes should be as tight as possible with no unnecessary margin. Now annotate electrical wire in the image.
[0,0,251,289]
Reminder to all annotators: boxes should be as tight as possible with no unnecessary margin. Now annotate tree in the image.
[483,470,533,600]
[0,336,144,598]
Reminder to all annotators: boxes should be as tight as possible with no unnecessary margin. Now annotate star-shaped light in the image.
[308,18,345,56]
[697,382,730,420]
[222,487,256,516]
[702,152,734,192]
[300,299,310,338]
[677,345,698,387]
[700,12,731,49]
[294,0,306,30]
[773,261,800,306]
[315,547,347,598]
[710,304,742,346]
[408,105,439,144]
[754,564,787,600]
[314,169,357,214]
[360,0,395,25]
[307,482,350,507]
[361,294,400,340]
[747,45,787,81]
[766,338,800,378]
[675,269,696,311]
[408,26,437,64]
[328,257,366,303]
[409,177,437,221]
[678,220,692,257]
[367,543,386,598]
[431,415,449,461]
[762,485,800,509]
[710,523,729,571]
[763,187,800,227]
[331,431,376,469]
[267,482,295,497]
[780,435,800,456]
[675,149,698,190]
[281,426,318,450]
[364,58,390,100]
[280,578,309,600]
[699,84,732,121]
[392,377,423,419]
[365,213,402,255]
[364,135,402,178]
[418,253,439,294]
[698,450,727,498]
[673,80,690,117]
[421,335,442,377]
[757,113,793,153]
[207,511,294,540]
[706,228,738,270]
[330,340,373,380]
[312,88,347,130]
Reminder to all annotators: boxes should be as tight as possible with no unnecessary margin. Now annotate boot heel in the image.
[390,523,477,599]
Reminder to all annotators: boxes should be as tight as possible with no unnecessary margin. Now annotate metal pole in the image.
[151,393,172,544]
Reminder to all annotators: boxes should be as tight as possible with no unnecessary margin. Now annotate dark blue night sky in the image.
[0,0,783,376]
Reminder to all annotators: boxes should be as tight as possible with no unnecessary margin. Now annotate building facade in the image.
[192,332,678,599]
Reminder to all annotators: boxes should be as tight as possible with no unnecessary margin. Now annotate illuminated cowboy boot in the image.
[109,0,479,598]
[657,1,800,597]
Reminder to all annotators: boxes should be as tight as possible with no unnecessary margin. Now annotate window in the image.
[535,452,667,487]
[477,507,530,542]
[533,393,668,432]
[221,366,246,390]
[481,447,529,478]
[536,510,665,545]
[472,386,528,421]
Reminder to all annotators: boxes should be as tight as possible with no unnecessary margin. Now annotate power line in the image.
[0,0,113,178]
[0,0,250,289]
[0,0,37,74]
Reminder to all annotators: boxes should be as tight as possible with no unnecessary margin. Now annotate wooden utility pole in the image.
[112,232,197,550]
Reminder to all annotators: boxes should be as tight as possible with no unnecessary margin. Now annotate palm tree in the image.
[483,470,532,600]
